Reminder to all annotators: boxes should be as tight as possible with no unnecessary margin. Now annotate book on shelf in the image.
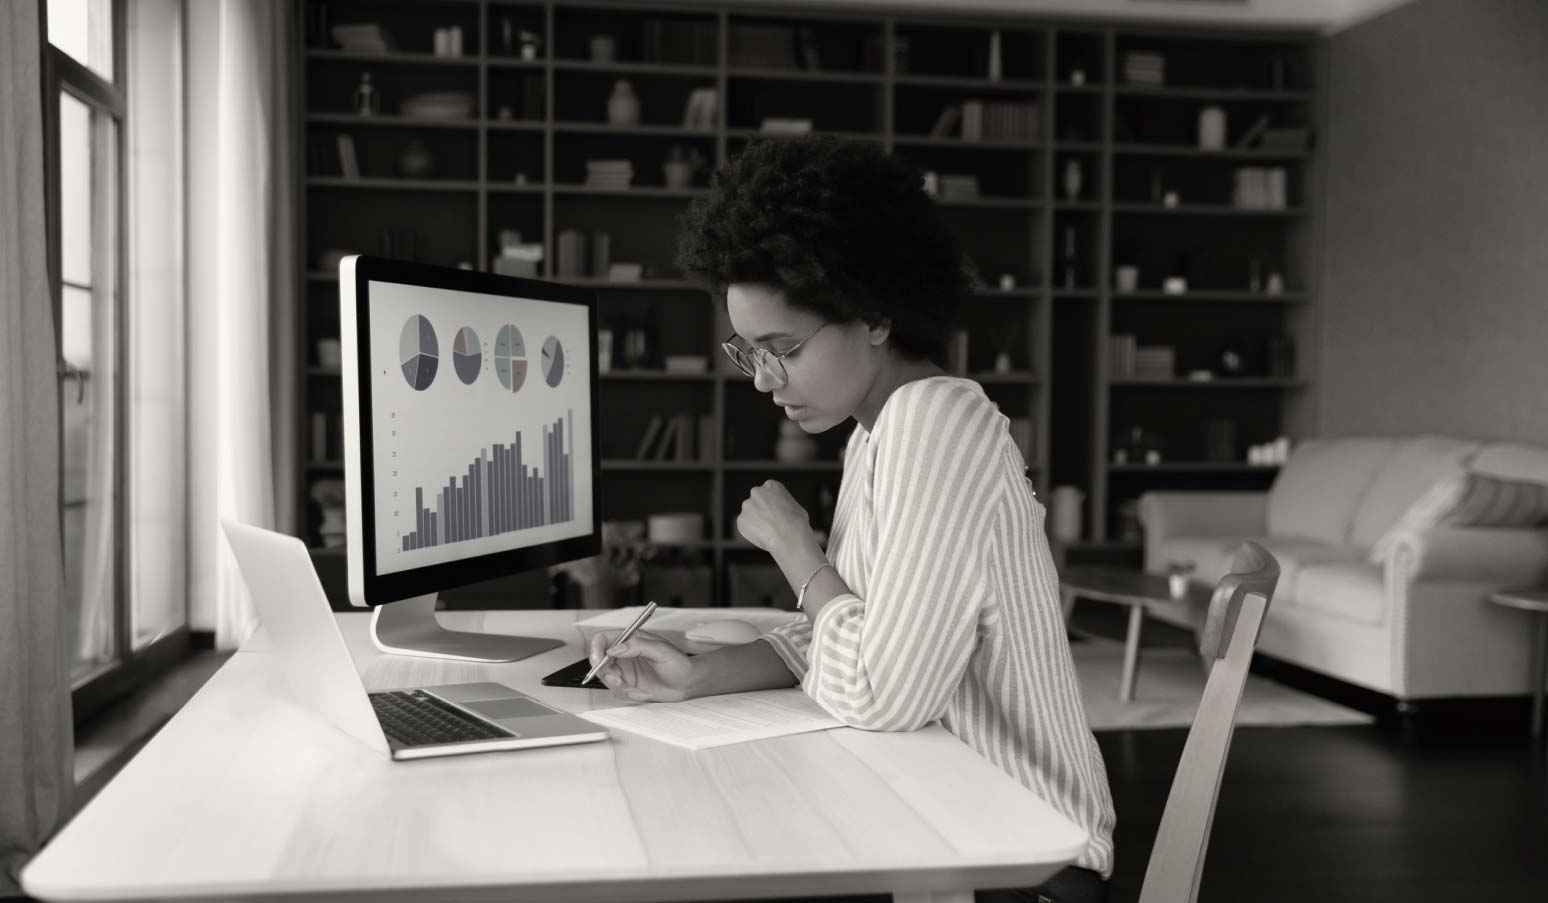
[653,417,681,461]
[959,99,1038,142]
[697,415,717,463]
[591,232,611,278]
[1107,334,1137,379]
[636,416,665,460]
[1235,114,1272,149]
[928,104,962,139]
[1232,166,1288,209]
[335,134,359,179]
[674,414,696,462]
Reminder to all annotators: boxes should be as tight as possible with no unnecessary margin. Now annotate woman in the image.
[587,137,1115,903]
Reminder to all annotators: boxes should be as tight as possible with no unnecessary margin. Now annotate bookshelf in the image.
[295,0,1317,604]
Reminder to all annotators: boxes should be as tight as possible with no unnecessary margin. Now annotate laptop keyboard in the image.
[369,690,514,747]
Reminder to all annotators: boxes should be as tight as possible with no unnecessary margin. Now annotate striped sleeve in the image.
[801,381,1007,731]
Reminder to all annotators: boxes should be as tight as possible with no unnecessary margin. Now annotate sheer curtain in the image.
[0,2,74,892]
[185,0,296,650]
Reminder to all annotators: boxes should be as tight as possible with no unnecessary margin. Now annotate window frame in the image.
[42,0,191,727]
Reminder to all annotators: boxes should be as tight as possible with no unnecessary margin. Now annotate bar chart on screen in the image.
[398,411,577,551]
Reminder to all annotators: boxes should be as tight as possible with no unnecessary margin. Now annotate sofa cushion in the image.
[1348,435,1481,548]
[1154,535,1364,599]
[1471,442,1548,484]
[1267,438,1398,544]
[1293,562,1387,627]
[1443,473,1548,527]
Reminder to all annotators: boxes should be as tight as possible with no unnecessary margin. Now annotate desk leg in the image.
[1532,614,1548,740]
[893,891,972,903]
[1120,605,1145,704]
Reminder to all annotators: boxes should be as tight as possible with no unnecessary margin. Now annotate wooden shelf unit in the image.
[295,0,1317,603]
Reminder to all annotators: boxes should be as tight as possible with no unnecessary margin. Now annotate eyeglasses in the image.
[721,322,829,389]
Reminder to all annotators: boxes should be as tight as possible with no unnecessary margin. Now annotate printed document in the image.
[579,689,843,750]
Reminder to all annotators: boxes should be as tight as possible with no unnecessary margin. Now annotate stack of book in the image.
[1133,346,1176,381]
[960,99,1039,142]
[331,23,392,53]
[1107,333,1138,379]
[938,174,981,202]
[759,118,812,134]
[584,160,634,190]
[1232,167,1289,209]
[1123,52,1165,85]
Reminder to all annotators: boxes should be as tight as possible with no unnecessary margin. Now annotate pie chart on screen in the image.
[452,326,481,384]
[541,336,564,387]
[399,314,438,391]
[493,324,528,393]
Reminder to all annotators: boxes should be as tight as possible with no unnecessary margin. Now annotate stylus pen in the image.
[583,601,658,686]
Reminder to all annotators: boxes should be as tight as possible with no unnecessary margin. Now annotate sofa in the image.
[1138,436,1548,703]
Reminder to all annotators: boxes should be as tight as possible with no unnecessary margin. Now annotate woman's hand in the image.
[587,630,695,702]
[736,480,817,556]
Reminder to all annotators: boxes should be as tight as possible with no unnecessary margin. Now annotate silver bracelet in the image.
[796,562,835,611]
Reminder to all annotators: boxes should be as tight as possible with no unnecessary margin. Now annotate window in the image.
[48,0,190,723]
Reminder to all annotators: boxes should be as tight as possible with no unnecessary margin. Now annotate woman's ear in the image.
[865,318,892,348]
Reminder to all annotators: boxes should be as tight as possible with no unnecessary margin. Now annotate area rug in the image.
[1071,637,1372,731]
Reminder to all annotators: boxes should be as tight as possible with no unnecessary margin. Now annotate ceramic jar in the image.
[607,80,640,127]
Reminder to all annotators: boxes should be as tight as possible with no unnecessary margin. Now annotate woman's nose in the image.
[752,365,778,393]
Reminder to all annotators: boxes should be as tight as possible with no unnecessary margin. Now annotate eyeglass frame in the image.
[720,321,830,387]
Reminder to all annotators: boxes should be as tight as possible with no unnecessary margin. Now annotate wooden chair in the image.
[1139,541,1280,903]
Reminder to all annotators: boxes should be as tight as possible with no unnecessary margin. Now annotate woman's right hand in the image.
[587,630,696,703]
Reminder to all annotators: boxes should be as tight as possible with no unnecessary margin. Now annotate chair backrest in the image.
[1139,541,1280,903]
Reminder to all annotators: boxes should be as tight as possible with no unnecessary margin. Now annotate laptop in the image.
[221,520,608,761]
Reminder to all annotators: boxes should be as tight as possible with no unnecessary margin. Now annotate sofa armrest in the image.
[1388,527,1548,585]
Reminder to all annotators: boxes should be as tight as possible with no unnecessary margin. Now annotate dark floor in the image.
[37,610,1548,903]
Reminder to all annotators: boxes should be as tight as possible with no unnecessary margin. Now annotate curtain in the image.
[186,0,296,650]
[0,0,75,893]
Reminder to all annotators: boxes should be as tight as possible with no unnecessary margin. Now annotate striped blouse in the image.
[758,376,1116,878]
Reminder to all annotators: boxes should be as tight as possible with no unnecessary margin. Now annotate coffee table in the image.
[1060,566,1205,703]
[1487,587,1548,739]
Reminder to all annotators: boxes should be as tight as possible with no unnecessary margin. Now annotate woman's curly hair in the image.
[675,136,971,360]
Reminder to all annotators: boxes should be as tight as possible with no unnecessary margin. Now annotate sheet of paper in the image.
[579,689,843,750]
[575,606,801,634]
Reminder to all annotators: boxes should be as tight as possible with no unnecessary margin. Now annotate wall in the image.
[1315,0,1548,443]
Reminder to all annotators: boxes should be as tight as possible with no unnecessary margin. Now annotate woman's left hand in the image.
[736,480,816,555]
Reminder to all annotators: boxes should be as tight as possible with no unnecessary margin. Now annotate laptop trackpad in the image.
[464,697,553,720]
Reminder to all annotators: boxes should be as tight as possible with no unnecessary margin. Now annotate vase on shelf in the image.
[352,72,379,117]
[607,80,639,127]
[1062,159,1083,201]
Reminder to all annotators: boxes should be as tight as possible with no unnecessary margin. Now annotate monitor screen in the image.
[340,256,600,606]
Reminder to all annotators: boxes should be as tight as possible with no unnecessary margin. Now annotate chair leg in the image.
[1120,605,1145,703]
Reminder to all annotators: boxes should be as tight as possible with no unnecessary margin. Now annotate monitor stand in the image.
[369,593,563,663]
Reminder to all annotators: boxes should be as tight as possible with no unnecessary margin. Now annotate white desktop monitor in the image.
[339,255,600,661]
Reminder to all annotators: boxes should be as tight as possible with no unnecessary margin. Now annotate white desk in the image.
[24,609,1086,903]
